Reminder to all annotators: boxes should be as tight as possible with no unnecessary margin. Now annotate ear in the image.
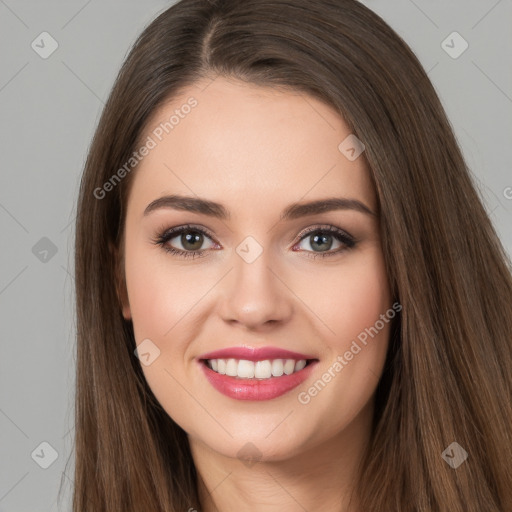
[109,240,132,320]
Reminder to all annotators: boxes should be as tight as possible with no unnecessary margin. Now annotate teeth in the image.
[206,358,309,379]
[238,359,255,378]
[226,358,238,377]
[217,359,226,374]
[283,359,295,375]
[294,360,306,371]
[255,360,272,379]
[271,359,284,377]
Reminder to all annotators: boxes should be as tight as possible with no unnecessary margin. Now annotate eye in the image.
[151,224,218,259]
[151,223,356,260]
[293,225,356,258]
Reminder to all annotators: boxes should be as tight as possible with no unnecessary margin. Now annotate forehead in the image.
[126,77,375,217]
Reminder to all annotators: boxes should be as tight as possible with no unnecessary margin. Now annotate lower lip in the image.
[199,360,318,401]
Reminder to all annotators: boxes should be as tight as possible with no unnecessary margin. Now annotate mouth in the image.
[201,357,317,380]
[197,347,319,400]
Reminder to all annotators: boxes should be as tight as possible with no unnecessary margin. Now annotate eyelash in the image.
[151,223,356,260]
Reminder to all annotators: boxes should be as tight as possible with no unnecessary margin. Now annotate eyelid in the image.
[295,224,355,243]
[152,222,356,259]
[157,223,218,243]
[154,223,354,244]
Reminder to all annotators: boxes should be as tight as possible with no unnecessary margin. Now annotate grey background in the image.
[0,1,510,510]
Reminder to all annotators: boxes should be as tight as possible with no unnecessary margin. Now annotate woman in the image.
[70,0,512,510]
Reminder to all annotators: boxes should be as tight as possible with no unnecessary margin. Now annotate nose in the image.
[218,246,293,331]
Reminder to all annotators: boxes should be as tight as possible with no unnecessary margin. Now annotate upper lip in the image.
[199,346,318,362]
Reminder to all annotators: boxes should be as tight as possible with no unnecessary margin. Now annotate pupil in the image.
[311,233,332,252]
[182,232,203,250]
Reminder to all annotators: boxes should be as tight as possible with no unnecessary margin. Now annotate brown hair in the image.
[69,0,512,510]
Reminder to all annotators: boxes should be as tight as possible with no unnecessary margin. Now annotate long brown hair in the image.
[69,0,512,510]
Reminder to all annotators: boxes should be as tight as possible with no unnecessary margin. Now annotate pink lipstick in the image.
[198,346,319,401]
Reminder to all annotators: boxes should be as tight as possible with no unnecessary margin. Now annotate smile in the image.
[197,346,319,401]
[204,358,310,379]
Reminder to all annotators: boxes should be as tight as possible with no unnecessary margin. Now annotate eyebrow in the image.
[143,194,376,220]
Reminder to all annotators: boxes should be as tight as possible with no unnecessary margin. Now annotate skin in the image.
[117,76,392,512]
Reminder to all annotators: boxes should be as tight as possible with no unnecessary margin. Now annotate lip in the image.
[197,346,319,401]
[198,346,316,362]
[199,360,318,401]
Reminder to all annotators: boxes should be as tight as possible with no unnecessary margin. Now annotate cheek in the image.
[123,249,202,429]
[124,247,203,342]
[125,241,391,365]
[294,248,392,425]
[293,247,392,407]
[123,244,211,401]
[295,246,391,349]
[124,236,392,438]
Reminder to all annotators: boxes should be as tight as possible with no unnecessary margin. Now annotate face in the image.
[117,76,393,462]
